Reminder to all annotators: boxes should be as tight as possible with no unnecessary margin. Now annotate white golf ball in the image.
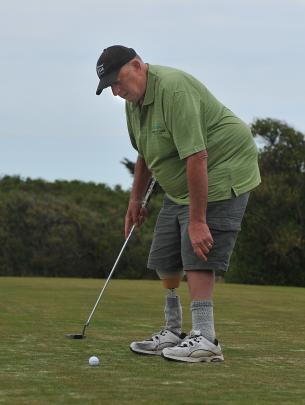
[89,356,100,366]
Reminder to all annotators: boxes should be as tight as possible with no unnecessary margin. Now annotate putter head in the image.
[65,333,85,339]
[65,323,88,340]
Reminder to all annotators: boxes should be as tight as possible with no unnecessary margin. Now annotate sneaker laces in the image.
[147,329,168,341]
[179,330,203,347]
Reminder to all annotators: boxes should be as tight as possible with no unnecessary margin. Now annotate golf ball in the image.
[89,356,100,366]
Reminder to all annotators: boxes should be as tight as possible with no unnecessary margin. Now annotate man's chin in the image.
[125,96,138,103]
[119,94,131,101]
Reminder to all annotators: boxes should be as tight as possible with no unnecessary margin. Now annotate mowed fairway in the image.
[1,277,305,405]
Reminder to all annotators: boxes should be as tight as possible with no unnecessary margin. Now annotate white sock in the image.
[191,300,215,343]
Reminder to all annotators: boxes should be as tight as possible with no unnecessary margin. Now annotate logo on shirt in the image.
[152,122,166,134]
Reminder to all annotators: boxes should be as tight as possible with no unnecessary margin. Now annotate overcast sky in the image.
[1,0,304,190]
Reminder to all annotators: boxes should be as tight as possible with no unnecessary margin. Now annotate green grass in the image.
[1,277,305,405]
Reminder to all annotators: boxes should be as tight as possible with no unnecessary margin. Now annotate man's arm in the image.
[186,150,214,261]
[125,156,152,237]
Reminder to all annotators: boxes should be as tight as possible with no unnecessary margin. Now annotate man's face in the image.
[110,62,146,103]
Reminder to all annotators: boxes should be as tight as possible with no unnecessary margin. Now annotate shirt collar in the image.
[128,64,156,111]
[142,64,156,106]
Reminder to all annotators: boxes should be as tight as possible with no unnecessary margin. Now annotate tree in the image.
[0,176,161,279]
[121,158,135,176]
[227,118,305,286]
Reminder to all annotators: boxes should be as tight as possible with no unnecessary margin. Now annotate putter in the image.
[65,177,157,339]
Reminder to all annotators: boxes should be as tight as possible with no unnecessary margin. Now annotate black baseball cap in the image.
[96,45,137,95]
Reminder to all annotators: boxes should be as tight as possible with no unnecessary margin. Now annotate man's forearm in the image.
[186,150,209,223]
[130,156,152,203]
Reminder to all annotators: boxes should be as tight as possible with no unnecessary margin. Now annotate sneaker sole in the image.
[161,352,224,363]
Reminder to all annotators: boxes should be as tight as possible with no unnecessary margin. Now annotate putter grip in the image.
[141,178,157,208]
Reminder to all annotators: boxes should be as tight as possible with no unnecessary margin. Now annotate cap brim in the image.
[96,70,119,95]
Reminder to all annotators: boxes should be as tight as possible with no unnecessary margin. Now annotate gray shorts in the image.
[147,193,249,277]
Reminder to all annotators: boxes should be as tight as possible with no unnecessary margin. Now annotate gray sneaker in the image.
[162,330,224,363]
[130,329,186,356]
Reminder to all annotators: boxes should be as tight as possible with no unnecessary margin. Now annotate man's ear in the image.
[130,58,142,71]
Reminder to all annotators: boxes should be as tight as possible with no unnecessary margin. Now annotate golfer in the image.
[96,45,261,363]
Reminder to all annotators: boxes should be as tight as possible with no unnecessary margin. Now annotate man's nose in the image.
[111,83,120,96]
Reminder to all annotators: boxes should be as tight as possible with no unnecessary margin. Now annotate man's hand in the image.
[124,200,148,238]
[124,155,152,238]
[188,221,214,261]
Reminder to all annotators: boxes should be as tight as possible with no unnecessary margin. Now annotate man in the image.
[96,45,261,363]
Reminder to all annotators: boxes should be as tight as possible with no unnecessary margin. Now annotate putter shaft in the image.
[82,223,136,335]
[66,177,157,339]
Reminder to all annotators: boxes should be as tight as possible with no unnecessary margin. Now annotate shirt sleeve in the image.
[167,90,207,160]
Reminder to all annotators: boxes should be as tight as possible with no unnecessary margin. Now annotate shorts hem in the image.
[183,263,229,272]
[147,264,183,272]
[147,265,184,280]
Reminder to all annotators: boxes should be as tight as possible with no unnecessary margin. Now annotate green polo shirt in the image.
[125,64,261,204]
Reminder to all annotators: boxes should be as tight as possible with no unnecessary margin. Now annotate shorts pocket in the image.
[206,193,249,231]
